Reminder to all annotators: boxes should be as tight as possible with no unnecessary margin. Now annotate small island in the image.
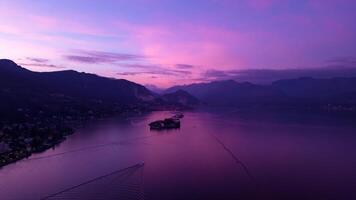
[149,113,184,130]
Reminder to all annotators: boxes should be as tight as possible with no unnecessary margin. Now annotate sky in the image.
[1,0,356,88]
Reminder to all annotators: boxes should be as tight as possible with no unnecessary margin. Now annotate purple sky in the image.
[1,0,356,87]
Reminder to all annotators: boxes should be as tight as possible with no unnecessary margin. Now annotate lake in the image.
[1,110,356,200]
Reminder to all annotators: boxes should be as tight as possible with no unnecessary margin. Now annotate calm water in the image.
[1,110,356,200]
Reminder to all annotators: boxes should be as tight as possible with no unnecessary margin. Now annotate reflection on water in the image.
[1,110,356,200]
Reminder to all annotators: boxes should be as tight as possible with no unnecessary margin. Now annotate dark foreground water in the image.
[1,110,356,200]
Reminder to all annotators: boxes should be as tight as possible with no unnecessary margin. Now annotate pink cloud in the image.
[105,22,255,87]
[1,0,355,88]
[116,22,247,69]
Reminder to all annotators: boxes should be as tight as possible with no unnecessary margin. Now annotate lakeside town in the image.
[0,103,151,168]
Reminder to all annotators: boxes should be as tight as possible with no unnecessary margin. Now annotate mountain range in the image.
[165,77,356,110]
[2,58,356,115]
[0,59,197,120]
[0,59,154,103]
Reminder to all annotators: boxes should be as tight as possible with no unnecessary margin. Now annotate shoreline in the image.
[0,123,74,168]
[0,107,174,169]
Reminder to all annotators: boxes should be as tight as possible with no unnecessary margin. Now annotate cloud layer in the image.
[199,65,356,84]
[64,50,144,64]
[1,0,356,87]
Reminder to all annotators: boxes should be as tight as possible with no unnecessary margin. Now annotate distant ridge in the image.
[165,78,356,110]
[160,89,200,106]
[165,80,286,107]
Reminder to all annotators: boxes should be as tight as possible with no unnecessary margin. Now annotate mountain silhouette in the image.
[165,80,286,107]
[160,90,200,106]
[0,59,157,120]
[165,78,356,108]
[0,59,154,103]
[2,59,356,113]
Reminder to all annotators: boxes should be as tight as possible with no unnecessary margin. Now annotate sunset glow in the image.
[1,0,356,87]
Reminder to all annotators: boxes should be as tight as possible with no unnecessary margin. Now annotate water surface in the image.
[1,110,356,199]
